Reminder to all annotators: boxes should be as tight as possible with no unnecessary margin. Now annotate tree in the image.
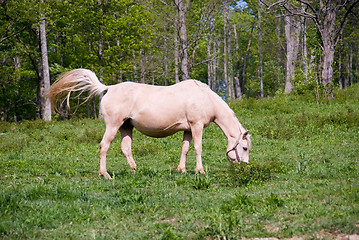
[258,0,264,98]
[0,0,358,121]
[284,14,301,93]
[263,0,359,88]
[174,0,190,80]
[39,0,51,121]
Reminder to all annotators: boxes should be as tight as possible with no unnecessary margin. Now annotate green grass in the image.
[1,85,359,239]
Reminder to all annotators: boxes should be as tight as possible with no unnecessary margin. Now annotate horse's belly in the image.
[129,118,190,138]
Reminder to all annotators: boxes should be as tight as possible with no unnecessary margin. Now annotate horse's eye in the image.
[243,147,248,151]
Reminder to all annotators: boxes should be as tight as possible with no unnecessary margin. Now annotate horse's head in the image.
[226,131,251,164]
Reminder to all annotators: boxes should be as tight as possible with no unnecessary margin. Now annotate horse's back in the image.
[100,80,218,136]
[103,80,213,109]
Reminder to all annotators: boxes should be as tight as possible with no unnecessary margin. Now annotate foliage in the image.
[1,0,358,121]
[1,85,358,238]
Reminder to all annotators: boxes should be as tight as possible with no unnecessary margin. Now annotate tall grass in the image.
[1,85,358,239]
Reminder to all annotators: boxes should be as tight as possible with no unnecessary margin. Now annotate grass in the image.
[1,85,359,239]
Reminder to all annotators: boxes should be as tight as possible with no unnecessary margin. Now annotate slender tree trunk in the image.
[344,44,349,87]
[175,0,190,80]
[140,48,146,83]
[118,69,123,83]
[212,34,218,91]
[87,98,91,119]
[233,24,239,51]
[338,39,343,89]
[39,1,51,121]
[98,0,104,118]
[207,33,212,88]
[349,41,353,86]
[174,22,180,83]
[241,23,254,98]
[223,1,228,98]
[92,98,97,118]
[233,24,242,99]
[163,33,168,86]
[258,1,264,98]
[226,4,234,100]
[13,57,20,122]
[152,68,155,85]
[301,4,308,81]
[352,17,358,84]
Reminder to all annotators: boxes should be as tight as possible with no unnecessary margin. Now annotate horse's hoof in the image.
[177,167,187,173]
[99,171,112,179]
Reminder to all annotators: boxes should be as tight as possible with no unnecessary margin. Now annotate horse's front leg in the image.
[191,123,205,174]
[99,125,119,179]
[177,131,192,173]
[120,126,136,172]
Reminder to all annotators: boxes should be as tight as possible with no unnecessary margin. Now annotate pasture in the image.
[1,86,359,239]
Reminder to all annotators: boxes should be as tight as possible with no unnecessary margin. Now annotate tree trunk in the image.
[233,24,241,99]
[284,15,301,93]
[39,3,51,121]
[118,69,123,83]
[319,0,337,86]
[212,34,218,92]
[140,48,146,83]
[258,1,264,98]
[175,0,190,80]
[92,98,97,119]
[301,4,308,81]
[174,22,180,83]
[98,0,104,118]
[241,23,254,98]
[13,57,20,122]
[338,39,343,89]
[163,33,168,86]
[321,42,335,87]
[233,24,239,51]
[207,33,212,88]
[223,2,228,98]
[349,41,353,86]
[226,3,234,100]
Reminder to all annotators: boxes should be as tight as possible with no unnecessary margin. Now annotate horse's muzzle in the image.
[226,147,249,164]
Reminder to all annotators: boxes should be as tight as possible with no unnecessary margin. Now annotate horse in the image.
[47,69,251,179]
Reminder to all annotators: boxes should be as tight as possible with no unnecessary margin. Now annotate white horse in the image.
[47,69,251,179]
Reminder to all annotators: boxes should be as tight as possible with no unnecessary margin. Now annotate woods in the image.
[1,0,359,121]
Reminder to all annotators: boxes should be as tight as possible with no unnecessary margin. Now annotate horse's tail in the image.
[46,68,109,112]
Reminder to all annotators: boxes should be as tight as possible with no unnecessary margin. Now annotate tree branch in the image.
[335,0,359,43]
[0,26,27,44]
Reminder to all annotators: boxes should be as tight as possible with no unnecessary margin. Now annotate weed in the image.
[297,152,308,176]
[191,173,211,190]
[265,193,284,208]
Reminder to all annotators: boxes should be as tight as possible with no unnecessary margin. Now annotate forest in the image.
[1,0,359,121]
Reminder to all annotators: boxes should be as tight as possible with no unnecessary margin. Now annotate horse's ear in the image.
[242,130,250,140]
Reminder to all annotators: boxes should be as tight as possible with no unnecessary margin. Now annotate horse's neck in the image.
[213,100,243,148]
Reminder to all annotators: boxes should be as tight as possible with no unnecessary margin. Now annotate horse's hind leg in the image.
[177,131,192,173]
[99,124,119,179]
[119,125,136,172]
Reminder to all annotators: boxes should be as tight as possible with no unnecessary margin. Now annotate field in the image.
[1,86,359,239]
